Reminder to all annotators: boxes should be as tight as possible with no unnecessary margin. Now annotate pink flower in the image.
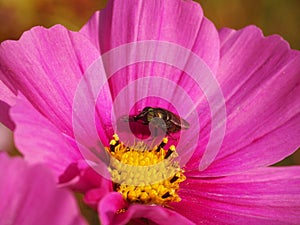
[1,0,300,224]
[0,152,87,225]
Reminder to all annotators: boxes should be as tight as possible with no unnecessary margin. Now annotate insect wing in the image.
[167,111,190,130]
[180,118,190,129]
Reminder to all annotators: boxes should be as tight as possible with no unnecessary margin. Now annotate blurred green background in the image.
[1,0,300,50]
[0,0,299,165]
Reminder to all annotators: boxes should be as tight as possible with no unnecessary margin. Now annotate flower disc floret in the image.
[105,134,186,205]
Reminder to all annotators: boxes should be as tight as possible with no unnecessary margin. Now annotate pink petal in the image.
[71,59,114,148]
[172,167,300,224]
[11,94,111,187]
[0,25,100,137]
[98,192,195,225]
[187,26,300,176]
[0,80,16,129]
[80,1,222,156]
[0,79,15,105]
[80,0,219,73]
[0,100,14,130]
[83,174,113,209]
[0,153,87,225]
[80,0,226,167]
[80,0,220,150]
[11,94,84,179]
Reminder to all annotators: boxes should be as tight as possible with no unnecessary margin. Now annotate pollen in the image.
[105,134,186,205]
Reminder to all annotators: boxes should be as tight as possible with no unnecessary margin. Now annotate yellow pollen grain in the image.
[110,140,116,145]
[105,134,186,205]
[169,145,175,151]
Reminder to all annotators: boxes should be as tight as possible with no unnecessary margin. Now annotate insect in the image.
[132,107,190,136]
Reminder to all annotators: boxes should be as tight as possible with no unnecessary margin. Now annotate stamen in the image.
[170,173,179,183]
[161,192,172,199]
[110,140,117,152]
[113,134,120,145]
[164,145,175,159]
[155,137,168,152]
[105,134,186,206]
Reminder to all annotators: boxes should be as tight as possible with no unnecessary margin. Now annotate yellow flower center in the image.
[105,134,186,205]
